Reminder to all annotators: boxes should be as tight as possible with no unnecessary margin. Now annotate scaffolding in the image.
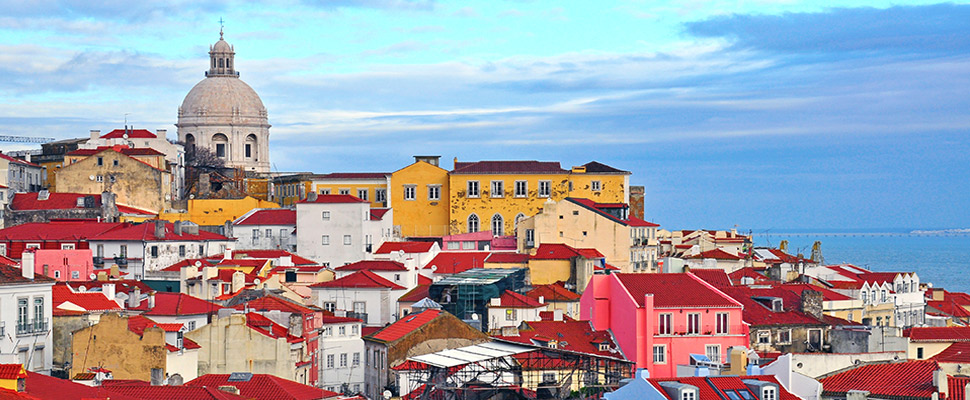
[398,340,633,400]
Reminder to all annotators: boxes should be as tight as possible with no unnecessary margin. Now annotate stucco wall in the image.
[390,161,451,237]
[185,313,302,381]
[57,151,171,213]
[70,313,167,380]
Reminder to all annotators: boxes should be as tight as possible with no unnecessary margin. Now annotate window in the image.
[917,347,924,359]
[326,354,334,368]
[53,270,60,279]
[687,313,700,334]
[778,329,792,344]
[705,344,721,363]
[71,271,79,279]
[683,390,697,400]
[17,298,27,331]
[861,291,868,304]
[343,235,351,245]
[25,244,39,250]
[216,143,226,158]
[319,188,331,195]
[339,326,346,335]
[659,313,672,335]
[491,214,504,235]
[353,352,360,366]
[353,325,359,335]
[33,297,43,331]
[357,189,368,201]
[490,181,504,197]
[762,387,777,400]
[323,302,335,312]
[187,321,196,331]
[716,312,729,334]
[266,228,272,237]
[394,274,401,282]
[427,185,441,201]
[467,181,480,198]
[321,235,330,245]
[179,245,186,257]
[353,301,366,314]
[506,309,517,321]
[525,229,535,247]
[97,157,103,166]
[340,353,348,367]
[404,185,416,201]
[447,242,460,250]
[61,243,74,250]
[112,159,119,166]
[514,180,527,197]
[150,246,158,257]
[871,290,877,303]
[653,345,666,364]
[245,144,252,158]
[375,189,386,203]
[757,330,771,344]
[467,214,480,233]
[591,180,601,191]
[321,211,330,220]
[881,289,887,302]
[538,180,551,197]
[95,175,103,182]
[339,189,350,195]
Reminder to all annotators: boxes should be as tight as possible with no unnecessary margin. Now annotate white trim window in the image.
[705,344,721,363]
[757,330,771,344]
[687,313,700,334]
[467,214,480,232]
[591,180,601,191]
[658,313,672,335]
[715,312,729,334]
[514,180,527,197]
[653,344,666,364]
[357,189,369,201]
[490,180,504,198]
[467,181,480,198]
[404,185,416,201]
[538,180,551,197]
[427,184,441,201]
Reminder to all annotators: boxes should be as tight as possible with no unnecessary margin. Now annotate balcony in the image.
[17,319,48,336]
[346,312,368,322]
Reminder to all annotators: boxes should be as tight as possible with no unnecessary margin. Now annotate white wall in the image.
[90,238,231,279]
[311,287,407,326]
[0,280,54,373]
[318,321,365,393]
[297,201,392,267]
[233,223,296,251]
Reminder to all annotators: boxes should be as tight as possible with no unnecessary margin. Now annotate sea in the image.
[752,229,970,294]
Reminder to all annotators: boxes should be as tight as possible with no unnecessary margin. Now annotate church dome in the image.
[179,76,267,121]
[212,38,232,53]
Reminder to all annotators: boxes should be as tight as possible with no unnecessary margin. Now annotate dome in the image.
[179,76,267,120]
[211,38,232,53]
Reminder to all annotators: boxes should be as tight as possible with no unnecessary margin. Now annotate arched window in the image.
[212,133,229,158]
[491,214,504,236]
[514,213,526,234]
[219,58,224,68]
[245,134,258,159]
[185,134,196,154]
[467,214,480,233]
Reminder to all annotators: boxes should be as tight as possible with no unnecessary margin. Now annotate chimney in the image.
[154,220,165,239]
[103,283,116,301]
[800,290,824,320]
[97,271,108,281]
[847,390,870,400]
[490,297,501,307]
[553,309,563,321]
[149,369,164,386]
[110,264,119,278]
[231,271,245,293]
[223,248,232,260]
[174,221,182,236]
[148,292,155,309]
[21,250,35,280]
[307,192,318,202]
[90,130,101,140]
[128,287,141,308]
[538,295,545,304]
[935,369,949,398]
[156,129,167,138]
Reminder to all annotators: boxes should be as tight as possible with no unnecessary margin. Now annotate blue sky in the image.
[1,0,968,231]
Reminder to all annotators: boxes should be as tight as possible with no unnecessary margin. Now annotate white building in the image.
[88,220,234,280]
[333,259,419,292]
[232,208,296,252]
[309,271,408,326]
[295,194,393,267]
[486,290,547,333]
[0,153,44,193]
[319,315,366,394]
[0,254,55,374]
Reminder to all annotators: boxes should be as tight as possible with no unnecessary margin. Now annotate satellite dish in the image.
[383,390,392,400]
[254,278,261,285]
[194,261,202,267]
[78,286,87,292]
[89,175,95,181]
[431,265,437,272]
[89,273,96,280]
[471,313,479,321]
[122,133,129,139]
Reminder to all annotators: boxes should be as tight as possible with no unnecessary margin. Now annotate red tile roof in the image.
[686,248,744,260]
[904,326,970,342]
[370,208,391,221]
[11,192,103,211]
[89,221,230,242]
[930,342,970,364]
[104,385,248,400]
[452,160,567,174]
[375,241,435,254]
[0,153,40,167]
[495,319,619,358]
[66,279,152,294]
[246,312,304,343]
[526,282,580,302]
[418,274,432,285]
[496,290,545,308]
[185,374,340,400]
[819,360,942,399]
[718,286,833,327]
[398,284,431,303]
[649,376,800,400]
[336,260,407,271]
[309,270,406,290]
[321,315,361,324]
[23,371,143,400]
[0,221,126,242]
[232,295,315,315]
[100,129,157,139]
[230,250,317,265]
[424,252,490,274]
[141,292,222,316]
[0,365,25,380]
[566,198,659,227]
[0,264,56,286]
[53,283,122,313]
[297,194,368,204]
[314,172,388,179]
[614,273,741,308]
[67,146,165,157]
[531,243,581,260]
[234,208,295,225]
[127,315,183,335]
[370,309,442,342]
[160,258,217,272]
[689,269,732,287]
[485,252,530,264]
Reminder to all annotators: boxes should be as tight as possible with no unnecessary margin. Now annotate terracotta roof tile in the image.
[819,360,941,399]
[526,282,580,301]
[335,260,407,271]
[375,241,435,254]
[496,290,545,308]
[297,194,367,204]
[424,252,490,274]
[451,160,567,174]
[905,326,970,342]
[141,292,222,316]
[89,221,229,242]
[104,385,248,400]
[185,374,339,400]
[0,221,126,242]
[370,309,442,342]
[309,270,406,290]
[232,295,316,315]
[100,129,157,139]
[398,284,431,303]
[234,208,295,225]
[53,283,122,313]
[24,371,143,400]
[614,273,740,308]
[495,319,619,358]
[484,253,530,263]
[689,269,732,287]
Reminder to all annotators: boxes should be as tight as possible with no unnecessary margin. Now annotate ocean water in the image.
[752,230,970,294]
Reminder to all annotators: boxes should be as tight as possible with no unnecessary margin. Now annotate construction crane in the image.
[0,135,56,144]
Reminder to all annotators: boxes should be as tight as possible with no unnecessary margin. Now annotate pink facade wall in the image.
[34,249,94,281]
[580,273,751,378]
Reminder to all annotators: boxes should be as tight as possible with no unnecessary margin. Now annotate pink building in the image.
[26,248,95,281]
[581,273,750,378]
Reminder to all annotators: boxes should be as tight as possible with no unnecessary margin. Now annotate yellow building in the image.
[448,160,630,236]
[309,172,390,209]
[390,156,451,237]
[56,147,172,213]
[159,196,279,228]
[0,364,25,391]
[269,173,312,206]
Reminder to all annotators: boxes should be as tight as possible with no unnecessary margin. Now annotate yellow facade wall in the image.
[159,196,280,227]
[527,259,573,286]
[567,169,629,204]
[70,313,168,380]
[56,151,171,213]
[40,160,62,191]
[274,180,312,207]
[448,174,569,236]
[391,161,451,237]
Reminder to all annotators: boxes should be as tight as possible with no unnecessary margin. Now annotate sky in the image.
[1,0,968,231]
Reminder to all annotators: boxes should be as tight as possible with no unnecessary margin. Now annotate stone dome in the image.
[179,76,267,120]
[211,38,232,53]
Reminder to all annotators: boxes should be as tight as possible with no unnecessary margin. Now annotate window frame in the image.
[404,185,416,201]
[514,180,528,197]
[538,180,551,197]
[427,184,441,201]
[467,180,480,198]
[490,180,504,198]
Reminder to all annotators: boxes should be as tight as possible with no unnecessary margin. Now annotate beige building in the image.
[177,30,271,173]
[57,147,171,213]
[185,311,310,384]
[517,197,658,273]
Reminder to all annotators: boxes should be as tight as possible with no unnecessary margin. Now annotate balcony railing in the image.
[346,312,368,322]
[17,319,48,336]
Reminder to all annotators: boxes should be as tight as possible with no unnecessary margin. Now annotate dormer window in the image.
[598,342,609,351]
[762,387,776,400]
[682,389,696,400]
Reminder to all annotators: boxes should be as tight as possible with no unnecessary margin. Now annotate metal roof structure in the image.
[409,341,534,368]
[432,268,524,286]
